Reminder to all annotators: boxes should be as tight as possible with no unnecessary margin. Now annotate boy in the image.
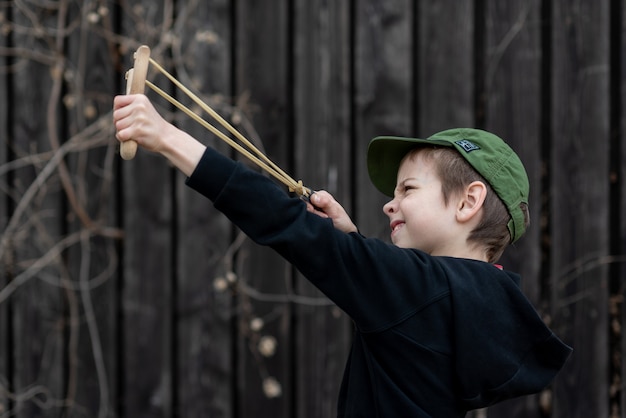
[113,94,571,417]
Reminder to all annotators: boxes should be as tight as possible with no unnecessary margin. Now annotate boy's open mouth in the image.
[390,220,405,235]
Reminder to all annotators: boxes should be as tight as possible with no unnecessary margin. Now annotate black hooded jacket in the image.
[186,147,572,417]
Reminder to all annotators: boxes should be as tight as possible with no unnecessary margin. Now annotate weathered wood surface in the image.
[174,1,234,417]
[0,5,9,416]
[9,4,65,418]
[482,2,544,417]
[621,1,626,416]
[551,1,611,417]
[0,1,623,417]
[292,1,352,416]
[233,1,293,417]
[119,3,175,417]
[64,1,120,417]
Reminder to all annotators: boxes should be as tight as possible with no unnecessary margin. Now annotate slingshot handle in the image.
[120,45,151,160]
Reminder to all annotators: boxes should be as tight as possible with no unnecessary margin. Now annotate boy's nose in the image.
[383,199,397,215]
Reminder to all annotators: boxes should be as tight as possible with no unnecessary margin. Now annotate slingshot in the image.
[122,45,311,199]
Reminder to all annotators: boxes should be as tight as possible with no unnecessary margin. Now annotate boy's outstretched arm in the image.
[114,94,358,233]
[305,191,358,234]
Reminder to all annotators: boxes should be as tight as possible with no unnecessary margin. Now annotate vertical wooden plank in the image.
[0,1,11,415]
[551,1,610,417]
[354,0,414,239]
[484,0,543,317]
[482,1,544,415]
[417,0,475,134]
[120,3,175,416]
[174,0,234,416]
[7,2,66,417]
[292,1,352,417]
[234,1,293,416]
[64,1,120,416]
[616,1,626,417]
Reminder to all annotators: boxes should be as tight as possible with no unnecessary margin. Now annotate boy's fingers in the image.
[113,94,134,110]
[310,193,323,207]
[306,201,329,217]
[311,191,332,207]
[116,128,130,142]
[316,192,342,215]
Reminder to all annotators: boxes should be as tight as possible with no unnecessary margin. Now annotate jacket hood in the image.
[445,261,572,409]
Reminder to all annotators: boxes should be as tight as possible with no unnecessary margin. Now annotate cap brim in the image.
[367,136,453,196]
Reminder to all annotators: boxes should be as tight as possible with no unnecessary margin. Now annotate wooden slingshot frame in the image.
[122,45,311,198]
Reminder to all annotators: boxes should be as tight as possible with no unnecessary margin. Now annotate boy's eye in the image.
[395,180,418,195]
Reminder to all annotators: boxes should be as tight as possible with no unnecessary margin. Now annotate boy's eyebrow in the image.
[398,177,418,185]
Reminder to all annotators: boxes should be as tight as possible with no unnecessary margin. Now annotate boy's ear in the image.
[456,181,487,223]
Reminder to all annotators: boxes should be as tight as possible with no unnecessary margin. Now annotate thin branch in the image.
[0,114,122,262]
[78,230,109,418]
[0,232,83,304]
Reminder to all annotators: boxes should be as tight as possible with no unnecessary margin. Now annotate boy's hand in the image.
[306,191,358,234]
[113,94,206,176]
[113,94,174,153]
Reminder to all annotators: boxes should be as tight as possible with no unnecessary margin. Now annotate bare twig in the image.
[0,114,122,263]
[78,230,109,418]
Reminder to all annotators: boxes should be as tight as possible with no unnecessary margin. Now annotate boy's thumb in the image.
[311,192,323,205]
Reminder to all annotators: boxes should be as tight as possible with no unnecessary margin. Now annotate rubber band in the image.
[140,56,310,198]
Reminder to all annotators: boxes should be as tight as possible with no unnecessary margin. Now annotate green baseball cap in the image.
[367,128,529,243]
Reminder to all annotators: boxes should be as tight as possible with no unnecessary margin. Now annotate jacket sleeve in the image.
[185,147,450,332]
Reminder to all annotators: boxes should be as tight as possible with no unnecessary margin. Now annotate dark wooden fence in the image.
[0,0,624,417]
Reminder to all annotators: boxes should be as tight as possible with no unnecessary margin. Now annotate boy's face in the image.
[383,150,458,254]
